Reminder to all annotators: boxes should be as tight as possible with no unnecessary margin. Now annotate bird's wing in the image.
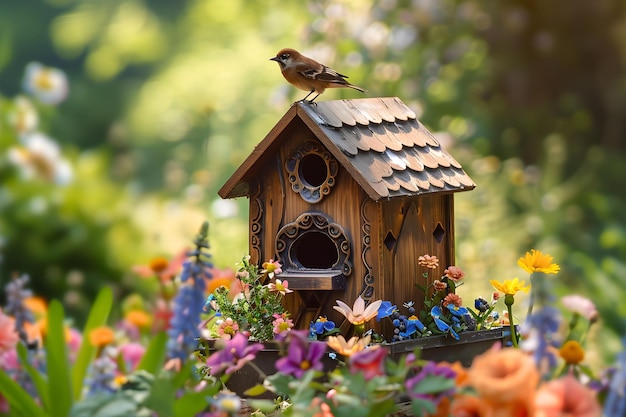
[297,64,349,83]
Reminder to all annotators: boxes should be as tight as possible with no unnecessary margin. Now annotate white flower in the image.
[7,132,73,185]
[333,296,383,326]
[8,96,38,135]
[23,62,69,105]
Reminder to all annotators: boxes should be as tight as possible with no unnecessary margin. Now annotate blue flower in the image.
[474,297,489,312]
[312,319,336,335]
[604,338,626,417]
[447,304,469,317]
[523,306,562,369]
[377,300,397,321]
[400,317,425,338]
[167,223,212,362]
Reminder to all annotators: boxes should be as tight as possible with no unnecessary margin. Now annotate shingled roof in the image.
[219,97,475,201]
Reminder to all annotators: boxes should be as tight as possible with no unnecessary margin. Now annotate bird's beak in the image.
[269,56,280,62]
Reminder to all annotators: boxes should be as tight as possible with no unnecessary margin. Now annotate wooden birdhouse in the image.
[218,97,475,337]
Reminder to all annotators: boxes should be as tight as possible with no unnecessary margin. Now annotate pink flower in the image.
[272,313,294,339]
[561,295,598,322]
[119,342,146,371]
[534,375,601,417]
[267,279,293,295]
[261,259,283,278]
[444,266,465,282]
[217,318,239,340]
[0,309,19,355]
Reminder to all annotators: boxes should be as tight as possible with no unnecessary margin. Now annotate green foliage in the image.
[72,287,113,400]
[211,256,288,342]
[45,300,74,417]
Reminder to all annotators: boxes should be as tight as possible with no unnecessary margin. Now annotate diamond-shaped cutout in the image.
[384,231,397,250]
[433,223,445,243]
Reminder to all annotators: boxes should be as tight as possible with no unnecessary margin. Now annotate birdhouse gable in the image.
[218,97,475,202]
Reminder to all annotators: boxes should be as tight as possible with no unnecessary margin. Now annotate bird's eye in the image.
[280,53,290,60]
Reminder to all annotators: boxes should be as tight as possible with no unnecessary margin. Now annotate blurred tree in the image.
[0,0,624,348]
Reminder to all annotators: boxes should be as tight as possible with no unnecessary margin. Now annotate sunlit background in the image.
[1,0,625,361]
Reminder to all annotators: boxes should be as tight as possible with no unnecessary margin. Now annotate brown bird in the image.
[270,48,365,102]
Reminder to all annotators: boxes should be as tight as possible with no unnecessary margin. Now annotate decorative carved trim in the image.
[360,198,375,301]
[284,141,339,203]
[249,178,263,264]
[275,212,351,277]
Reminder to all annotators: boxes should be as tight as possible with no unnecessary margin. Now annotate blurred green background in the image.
[1,0,625,359]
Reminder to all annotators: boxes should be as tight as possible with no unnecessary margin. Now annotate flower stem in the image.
[526,273,535,318]
[505,294,518,348]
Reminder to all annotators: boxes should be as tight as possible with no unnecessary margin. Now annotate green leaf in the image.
[244,383,267,397]
[72,287,113,400]
[17,342,51,411]
[173,388,216,417]
[136,331,168,374]
[247,399,277,413]
[69,394,138,417]
[142,374,175,417]
[45,300,73,417]
[410,398,436,416]
[0,368,48,417]
[265,373,292,397]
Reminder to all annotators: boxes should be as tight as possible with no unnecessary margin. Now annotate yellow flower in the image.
[559,340,585,364]
[326,335,371,357]
[490,277,531,296]
[517,249,560,274]
[333,297,382,326]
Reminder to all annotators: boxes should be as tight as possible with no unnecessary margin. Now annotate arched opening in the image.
[299,154,327,187]
[291,231,338,269]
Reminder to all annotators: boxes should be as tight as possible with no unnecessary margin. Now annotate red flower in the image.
[349,346,387,380]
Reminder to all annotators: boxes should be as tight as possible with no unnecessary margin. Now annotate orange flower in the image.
[559,340,585,365]
[125,310,152,329]
[23,296,48,319]
[443,293,463,308]
[534,375,601,417]
[89,326,115,348]
[418,254,439,269]
[467,345,539,416]
[433,280,448,291]
[427,396,451,417]
[450,394,491,417]
[149,257,169,273]
[326,335,371,357]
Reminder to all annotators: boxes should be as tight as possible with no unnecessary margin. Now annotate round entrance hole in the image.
[291,231,338,269]
[299,154,327,188]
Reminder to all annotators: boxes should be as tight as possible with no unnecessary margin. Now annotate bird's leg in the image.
[301,90,315,101]
[308,93,321,102]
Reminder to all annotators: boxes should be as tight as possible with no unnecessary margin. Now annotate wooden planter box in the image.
[203,327,509,399]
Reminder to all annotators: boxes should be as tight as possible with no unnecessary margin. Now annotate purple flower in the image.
[275,330,326,378]
[405,361,457,404]
[204,332,263,375]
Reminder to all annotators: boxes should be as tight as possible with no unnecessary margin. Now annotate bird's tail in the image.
[348,84,366,93]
